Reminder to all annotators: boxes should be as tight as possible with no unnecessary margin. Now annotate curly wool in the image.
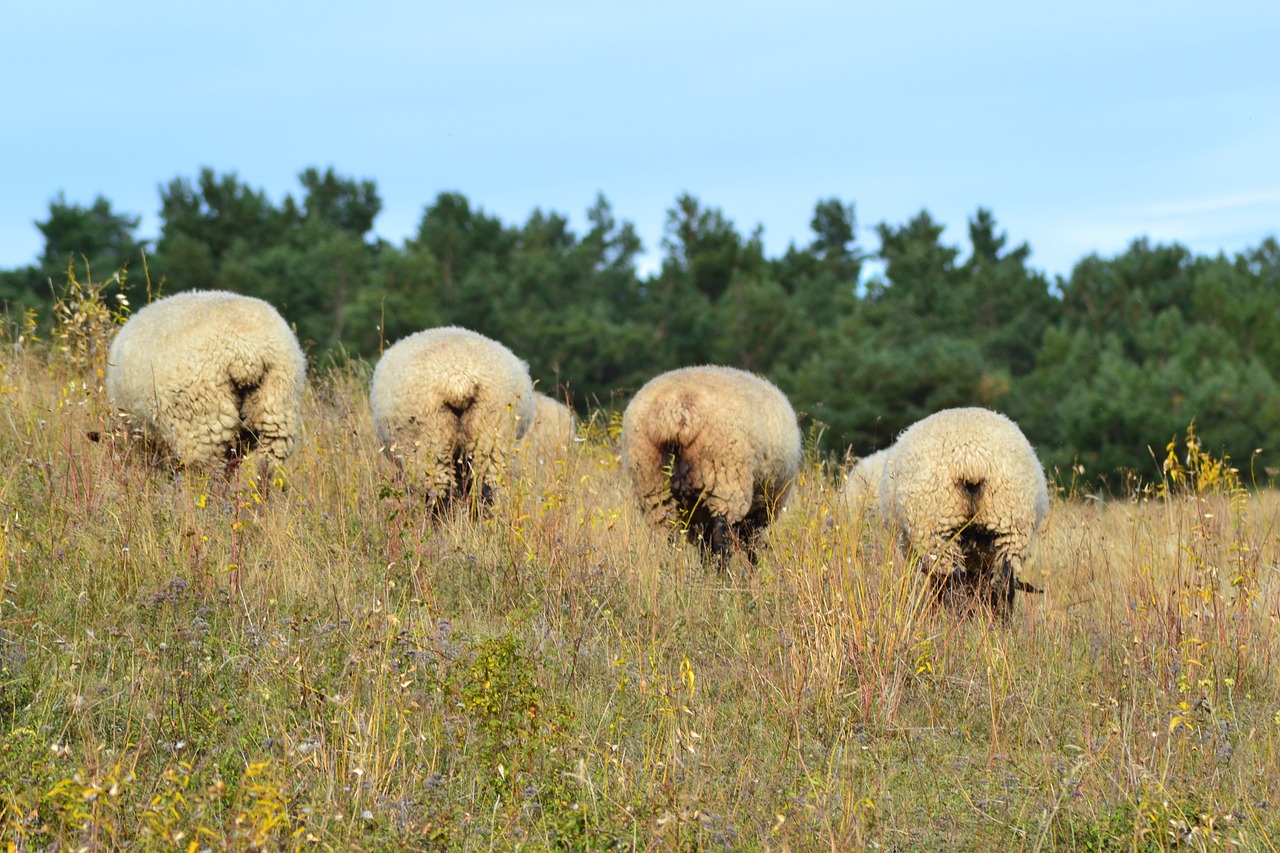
[519,392,576,464]
[880,407,1048,612]
[106,290,306,467]
[621,365,802,558]
[371,326,535,501]
[841,448,890,512]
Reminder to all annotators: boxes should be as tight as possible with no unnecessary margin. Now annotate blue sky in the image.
[3,1,1277,280]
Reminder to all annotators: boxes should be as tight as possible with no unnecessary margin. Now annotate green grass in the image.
[0,279,1278,850]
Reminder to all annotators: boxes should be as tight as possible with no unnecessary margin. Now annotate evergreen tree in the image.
[1015,238,1280,482]
[154,168,298,291]
[37,194,146,273]
[3,171,1278,483]
[0,194,146,316]
[151,167,381,355]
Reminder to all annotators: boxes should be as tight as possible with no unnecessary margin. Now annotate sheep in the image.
[841,448,890,513]
[621,365,802,563]
[370,325,535,506]
[879,407,1048,617]
[519,392,577,465]
[105,289,306,471]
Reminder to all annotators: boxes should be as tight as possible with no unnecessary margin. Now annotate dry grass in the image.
[0,279,1278,850]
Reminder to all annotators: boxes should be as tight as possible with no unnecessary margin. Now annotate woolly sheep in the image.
[371,326,535,504]
[880,407,1048,616]
[841,448,890,513]
[105,290,306,469]
[621,365,802,562]
[519,392,577,464]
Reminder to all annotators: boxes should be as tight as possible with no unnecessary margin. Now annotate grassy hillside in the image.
[0,287,1277,850]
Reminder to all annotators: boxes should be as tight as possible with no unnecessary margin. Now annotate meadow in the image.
[1,279,1278,850]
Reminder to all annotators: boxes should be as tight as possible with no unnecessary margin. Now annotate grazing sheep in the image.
[371,326,535,505]
[621,365,802,562]
[105,290,306,470]
[880,407,1048,616]
[841,448,890,513]
[520,392,577,464]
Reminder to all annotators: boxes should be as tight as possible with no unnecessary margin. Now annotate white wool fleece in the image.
[621,364,802,531]
[106,290,306,467]
[518,392,576,465]
[881,407,1048,576]
[370,326,535,498]
[841,448,890,512]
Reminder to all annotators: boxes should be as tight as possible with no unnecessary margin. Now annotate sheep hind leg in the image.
[1014,577,1044,595]
[169,398,236,472]
[740,527,760,568]
[440,449,482,517]
[706,516,734,568]
[737,508,770,567]
[450,448,499,514]
[934,568,984,619]
[236,354,306,463]
[988,559,1016,623]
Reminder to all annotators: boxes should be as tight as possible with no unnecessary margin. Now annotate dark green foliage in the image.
[1,194,145,318]
[4,173,1279,483]
[792,208,1049,457]
[661,193,747,303]
[156,168,298,286]
[0,264,47,318]
[297,166,381,236]
[37,194,145,273]
[146,167,387,353]
[1013,238,1280,481]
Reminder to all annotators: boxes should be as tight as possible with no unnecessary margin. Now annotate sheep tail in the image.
[438,371,481,417]
[958,476,984,516]
[226,351,269,391]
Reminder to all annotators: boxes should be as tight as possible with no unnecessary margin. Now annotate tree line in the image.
[4,166,1279,486]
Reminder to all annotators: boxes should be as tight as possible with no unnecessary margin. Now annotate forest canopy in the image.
[4,166,1278,486]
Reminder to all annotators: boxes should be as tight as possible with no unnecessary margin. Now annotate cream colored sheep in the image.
[621,365,802,562]
[841,448,890,513]
[880,407,1048,616]
[105,290,306,469]
[519,392,576,465]
[371,326,535,505]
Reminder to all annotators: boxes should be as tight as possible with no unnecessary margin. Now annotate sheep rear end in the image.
[622,365,801,567]
[884,407,1049,620]
[371,326,535,511]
